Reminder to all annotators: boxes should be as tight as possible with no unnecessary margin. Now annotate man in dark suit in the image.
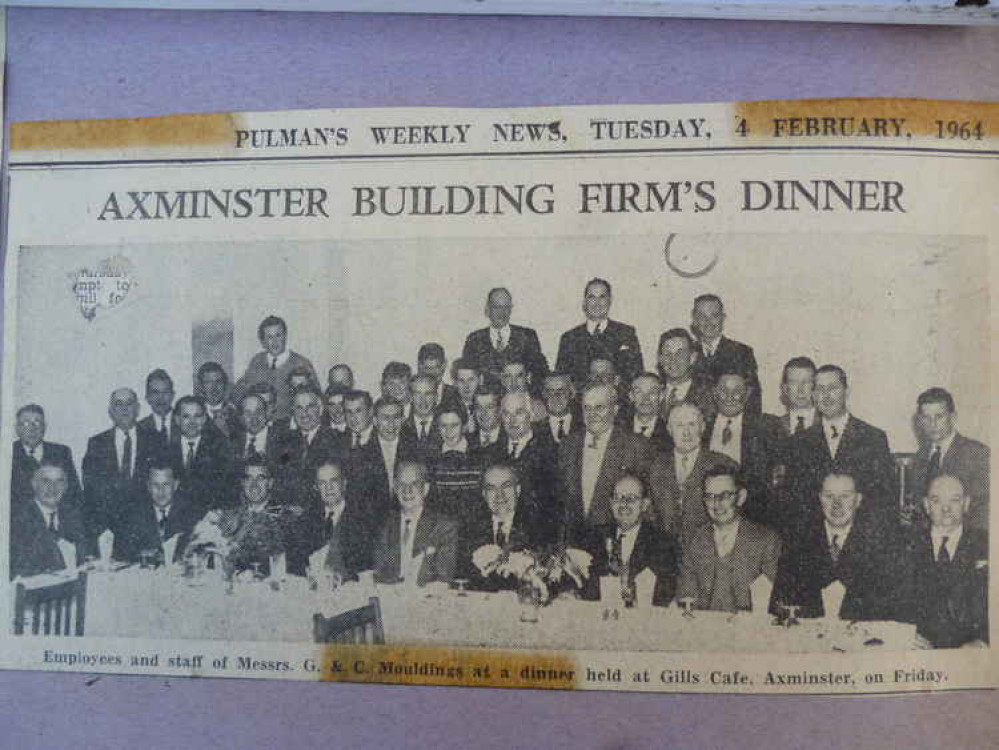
[908,387,990,532]
[578,474,678,607]
[197,362,240,439]
[137,368,176,447]
[417,342,463,414]
[167,395,233,512]
[349,397,412,539]
[381,361,414,421]
[11,404,81,509]
[276,386,346,512]
[655,329,715,429]
[468,383,506,457]
[541,371,582,448]
[82,388,163,538]
[373,460,458,586]
[288,460,372,579]
[704,371,783,526]
[343,389,376,451]
[677,465,781,612]
[771,471,908,621]
[555,278,643,390]
[463,462,542,591]
[11,461,93,578]
[690,294,761,415]
[232,315,317,422]
[451,358,481,433]
[618,372,670,452]
[112,461,201,565]
[399,374,443,460]
[767,356,818,440]
[231,392,284,467]
[908,474,988,648]
[559,383,655,535]
[326,363,354,392]
[462,287,549,391]
[783,364,896,529]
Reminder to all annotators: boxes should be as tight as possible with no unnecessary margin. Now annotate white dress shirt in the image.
[549,413,572,442]
[492,324,511,350]
[508,430,533,459]
[663,378,693,405]
[492,513,516,545]
[399,510,422,581]
[713,519,741,558]
[824,522,852,558]
[615,524,641,567]
[788,407,816,434]
[931,430,958,463]
[709,413,744,465]
[115,426,138,475]
[634,416,658,439]
[245,424,270,455]
[268,350,290,369]
[380,437,399,490]
[182,434,202,468]
[480,425,501,448]
[823,413,850,458]
[586,319,607,335]
[34,500,59,533]
[352,424,374,448]
[23,442,43,463]
[931,526,962,561]
[674,447,700,488]
[581,429,612,516]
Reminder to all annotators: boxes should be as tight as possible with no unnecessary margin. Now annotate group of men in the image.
[9,282,991,648]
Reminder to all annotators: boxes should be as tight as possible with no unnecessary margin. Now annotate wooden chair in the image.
[313,596,384,644]
[14,572,88,636]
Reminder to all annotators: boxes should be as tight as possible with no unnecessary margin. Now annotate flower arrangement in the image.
[184,506,286,576]
[472,543,593,606]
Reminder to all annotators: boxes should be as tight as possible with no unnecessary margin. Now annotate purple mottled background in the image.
[3,8,998,748]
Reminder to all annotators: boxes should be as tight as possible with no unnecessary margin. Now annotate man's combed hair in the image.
[917,386,956,414]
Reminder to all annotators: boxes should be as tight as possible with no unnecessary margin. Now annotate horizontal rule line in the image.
[9,143,999,168]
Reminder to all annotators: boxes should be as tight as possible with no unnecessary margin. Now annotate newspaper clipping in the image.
[1,98,995,694]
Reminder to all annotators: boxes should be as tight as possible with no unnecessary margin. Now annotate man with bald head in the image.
[558,382,654,533]
[82,387,164,537]
[648,401,736,542]
[462,287,549,390]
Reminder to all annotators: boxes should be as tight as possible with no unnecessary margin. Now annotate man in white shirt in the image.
[471,385,504,453]
[138,369,176,445]
[403,374,441,458]
[168,395,232,511]
[708,372,750,465]
[451,358,481,433]
[380,362,414,421]
[197,362,238,438]
[542,372,578,445]
[771,356,818,438]
[235,393,274,462]
[344,390,376,449]
[625,372,668,449]
[233,315,317,421]
[461,287,549,389]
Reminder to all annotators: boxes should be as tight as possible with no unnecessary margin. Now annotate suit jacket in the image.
[909,433,989,532]
[167,426,234,511]
[10,498,92,578]
[274,422,347,503]
[11,441,81,509]
[578,521,678,606]
[617,407,672,454]
[138,412,177,449]
[692,335,761,414]
[648,449,738,542]
[771,512,908,621]
[908,527,988,647]
[783,415,896,530]
[462,504,539,591]
[555,319,643,389]
[462,325,550,391]
[559,426,655,533]
[704,412,783,526]
[347,437,409,538]
[542,404,584,448]
[81,426,163,537]
[400,414,442,462]
[205,401,240,440]
[233,349,317,421]
[373,508,458,586]
[229,424,286,467]
[677,518,781,612]
[112,491,202,564]
[288,494,373,579]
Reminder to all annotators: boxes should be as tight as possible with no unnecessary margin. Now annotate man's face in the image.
[630,376,663,419]
[782,366,815,410]
[542,376,574,417]
[437,412,464,448]
[240,395,269,435]
[241,465,273,506]
[483,466,520,518]
[146,377,175,417]
[658,336,695,381]
[260,324,286,357]
[200,370,227,406]
[326,394,346,426]
[923,475,969,532]
[32,465,67,510]
[375,403,404,441]
[588,359,618,386]
[328,365,353,390]
[714,374,750,418]
[15,410,45,449]
[177,401,207,439]
[703,475,744,527]
[667,404,704,454]
[411,379,438,419]
[500,363,529,394]
[486,289,513,329]
[396,463,428,515]
[288,374,311,392]
[610,476,649,532]
[345,397,373,434]
[316,464,346,511]
[582,385,617,436]
[382,376,410,404]
[147,468,178,509]
[109,389,140,430]
[582,280,612,321]
[418,357,446,385]
[501,394,533,441]
[918,401,956,444]
[819,474,862,529]
[474,395,500,433]
[814,371,848,419]
[293,392,324,433]
[692,299,725,341]
[454,368,480,403]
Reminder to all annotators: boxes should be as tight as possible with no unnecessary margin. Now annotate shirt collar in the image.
[401,508,423,528]
[789,406,815,421]
[934,430,957,458]
[268,350,290,368]
[22,442,42,458]
[443,437,469,454]
[931,525,962,545]
[34,499,58,521]
[493,512,516,530]
[824,412,850,434]
[824,521,852,546]
[491,324,511,342]
[586,428,612,448]
[616,523,641,541]
[325,501,346,525]
[153,502,173,517]
[586,318,608,335]
[674,446,700,464]
[713,518,741,540]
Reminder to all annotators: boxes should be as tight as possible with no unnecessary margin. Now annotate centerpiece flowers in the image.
[472,542,593,607]
[184,506,290,578]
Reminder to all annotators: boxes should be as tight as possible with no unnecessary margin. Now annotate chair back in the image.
[313,596,384,644]
[14,572,88,636]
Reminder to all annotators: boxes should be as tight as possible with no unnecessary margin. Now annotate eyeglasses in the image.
[611,494,644,505]
[703,491,739,502]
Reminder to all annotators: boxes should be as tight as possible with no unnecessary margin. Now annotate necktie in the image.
[722,419,733,445]
[419,421,428,441]
[679,454,690,484]
[352,432,360,448]
[593,323,602,336]
[927,445,942,480]
[121,432,133,481]
[246,435,258,458]
[496,330,505,350]
[587,433,597,449]
[665,387,676,406]
[47,512,57,533]
[158,508,169,537]
[402,518,412,548]
[641,423,651,437]
[938,537,951,564]
[496,521,507,548]
[830,425,839,440]
[29,447,41,466]
[185,441,195,469]
[325,513,337,540]
[610,533,623,574]
[269,356,277,370]
[830,534,842,564]
[509,441,519,459]
[557,419,566,440]
[795,415,806,434]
